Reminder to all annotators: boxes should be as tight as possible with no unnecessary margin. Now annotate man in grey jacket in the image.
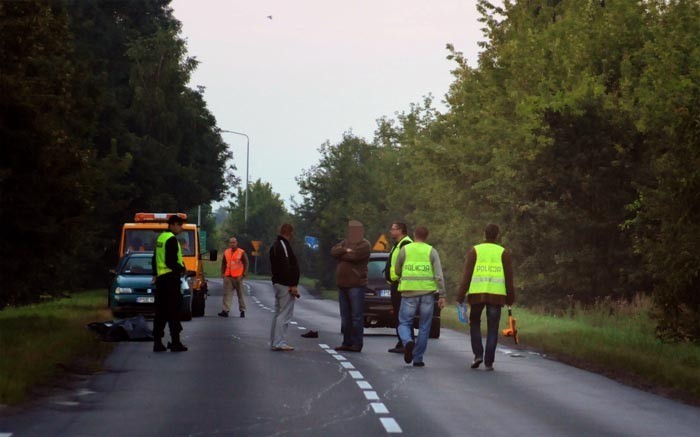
[395,226,446,366]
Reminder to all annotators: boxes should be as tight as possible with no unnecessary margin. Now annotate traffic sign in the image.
[372,234,390,252]
[251,240,262,251]
[199,230,207,253]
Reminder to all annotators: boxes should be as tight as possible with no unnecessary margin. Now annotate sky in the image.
[170,0,484,209]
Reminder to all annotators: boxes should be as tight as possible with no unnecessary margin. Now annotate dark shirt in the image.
[151,236,185,277]
[457,243,515,306]
[270,235,300,286]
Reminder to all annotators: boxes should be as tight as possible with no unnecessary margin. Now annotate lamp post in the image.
[220,129,250,224]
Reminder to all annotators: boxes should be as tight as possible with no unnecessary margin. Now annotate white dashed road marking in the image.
[290,321,298,325]
[356,381,372,389]
[380,418,402,434]
[363,391,379,401]
[317,343,402,433]
[371,402,389,414]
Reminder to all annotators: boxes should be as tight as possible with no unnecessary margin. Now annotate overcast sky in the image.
[170,0,484,208]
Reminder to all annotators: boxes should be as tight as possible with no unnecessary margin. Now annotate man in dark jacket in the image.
[331,220,371,352]
[269,223,300,351]
[151,214,187,352]
[385,222,413,353]
[456,223,516,371]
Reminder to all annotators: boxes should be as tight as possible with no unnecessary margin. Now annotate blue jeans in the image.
[398,294,434,363]
[469,303,502,366]
[339,287,365,348]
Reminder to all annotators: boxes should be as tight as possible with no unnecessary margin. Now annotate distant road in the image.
[1,280,698,436]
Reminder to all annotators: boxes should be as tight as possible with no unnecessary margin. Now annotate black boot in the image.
[153,338,167,352]
[168,334,188,352]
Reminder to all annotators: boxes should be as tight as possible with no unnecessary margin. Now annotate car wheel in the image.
[429,317,441,339]
[192,290,205,317]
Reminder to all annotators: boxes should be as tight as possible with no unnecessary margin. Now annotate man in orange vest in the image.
[219,236,249,318]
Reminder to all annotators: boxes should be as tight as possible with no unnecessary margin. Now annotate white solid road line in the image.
[380,418,402,434]
[370,402,389,414]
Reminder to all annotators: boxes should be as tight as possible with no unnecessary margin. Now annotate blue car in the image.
[108,252,193,321]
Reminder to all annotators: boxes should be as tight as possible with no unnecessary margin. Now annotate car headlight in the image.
[115,287,133,294]
[378,289,391,297]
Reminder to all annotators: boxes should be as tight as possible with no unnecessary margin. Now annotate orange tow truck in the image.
[118,212,217,317]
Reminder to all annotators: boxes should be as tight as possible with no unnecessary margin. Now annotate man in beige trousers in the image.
[219,237,249,318]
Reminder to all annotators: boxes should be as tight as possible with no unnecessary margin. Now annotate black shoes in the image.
[240,311,245,318]
[301,330,319,338]
[404,341,415,364]
[153,339,167,352]
[388,340,404,354]
[413,362,425,367]
[471,357,483,369]
[218,311,229,317]
[167,341,188,352]
[334,345,362,352]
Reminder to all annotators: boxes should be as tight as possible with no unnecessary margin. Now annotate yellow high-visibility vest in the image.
[155,231,183,276]
[398,242,437,292]
[468,243,506,296]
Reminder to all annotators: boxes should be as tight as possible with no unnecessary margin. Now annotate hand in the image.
[438,297,446,310]
[346,248,353,253]
[151,276,156,284]
[289,287,300,297]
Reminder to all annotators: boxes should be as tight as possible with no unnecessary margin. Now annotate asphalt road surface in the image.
[1,280,699,437]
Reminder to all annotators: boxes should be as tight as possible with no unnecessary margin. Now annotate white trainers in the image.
[272,344,294,351]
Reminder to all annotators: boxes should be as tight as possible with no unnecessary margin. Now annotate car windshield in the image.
[120,257,154,275]
[124,229,195,256]
[368,259,386,280]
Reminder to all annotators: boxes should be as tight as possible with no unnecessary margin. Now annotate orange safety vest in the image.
[224,248,245,277]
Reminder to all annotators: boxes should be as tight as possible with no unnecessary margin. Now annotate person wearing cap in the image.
[395,226,446,367]
[219,236,249,318]
[331,220,371,352]
[151,215,188,352]
[456,223,515,371]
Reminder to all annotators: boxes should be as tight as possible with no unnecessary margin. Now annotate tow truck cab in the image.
[119,212,217,317]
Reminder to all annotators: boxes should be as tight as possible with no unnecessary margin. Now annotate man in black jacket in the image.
[151,215,187,352]
[269,223,300,351]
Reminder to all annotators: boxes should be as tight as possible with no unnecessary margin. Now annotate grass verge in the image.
[0,290,113,405]
[441,296,700,405]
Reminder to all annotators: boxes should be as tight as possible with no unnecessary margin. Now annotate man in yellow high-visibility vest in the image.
[385,222,413,354]
[456,223,515,371]
[395,226,446,367]
[151,214,187,352]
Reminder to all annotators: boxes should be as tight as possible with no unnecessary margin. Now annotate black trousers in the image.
[390,282,414,342]
[154,274,183,339]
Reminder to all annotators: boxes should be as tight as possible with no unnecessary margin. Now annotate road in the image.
[1,279,699,436]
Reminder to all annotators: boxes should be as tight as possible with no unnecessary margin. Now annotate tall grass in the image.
[442,296,700,404]
[0,290,113,405]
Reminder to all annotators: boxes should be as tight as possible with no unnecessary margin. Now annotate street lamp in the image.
[220,129,250,224]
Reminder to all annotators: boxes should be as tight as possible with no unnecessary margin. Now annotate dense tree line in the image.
[0,1,232,307]
[295,0,700,342]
